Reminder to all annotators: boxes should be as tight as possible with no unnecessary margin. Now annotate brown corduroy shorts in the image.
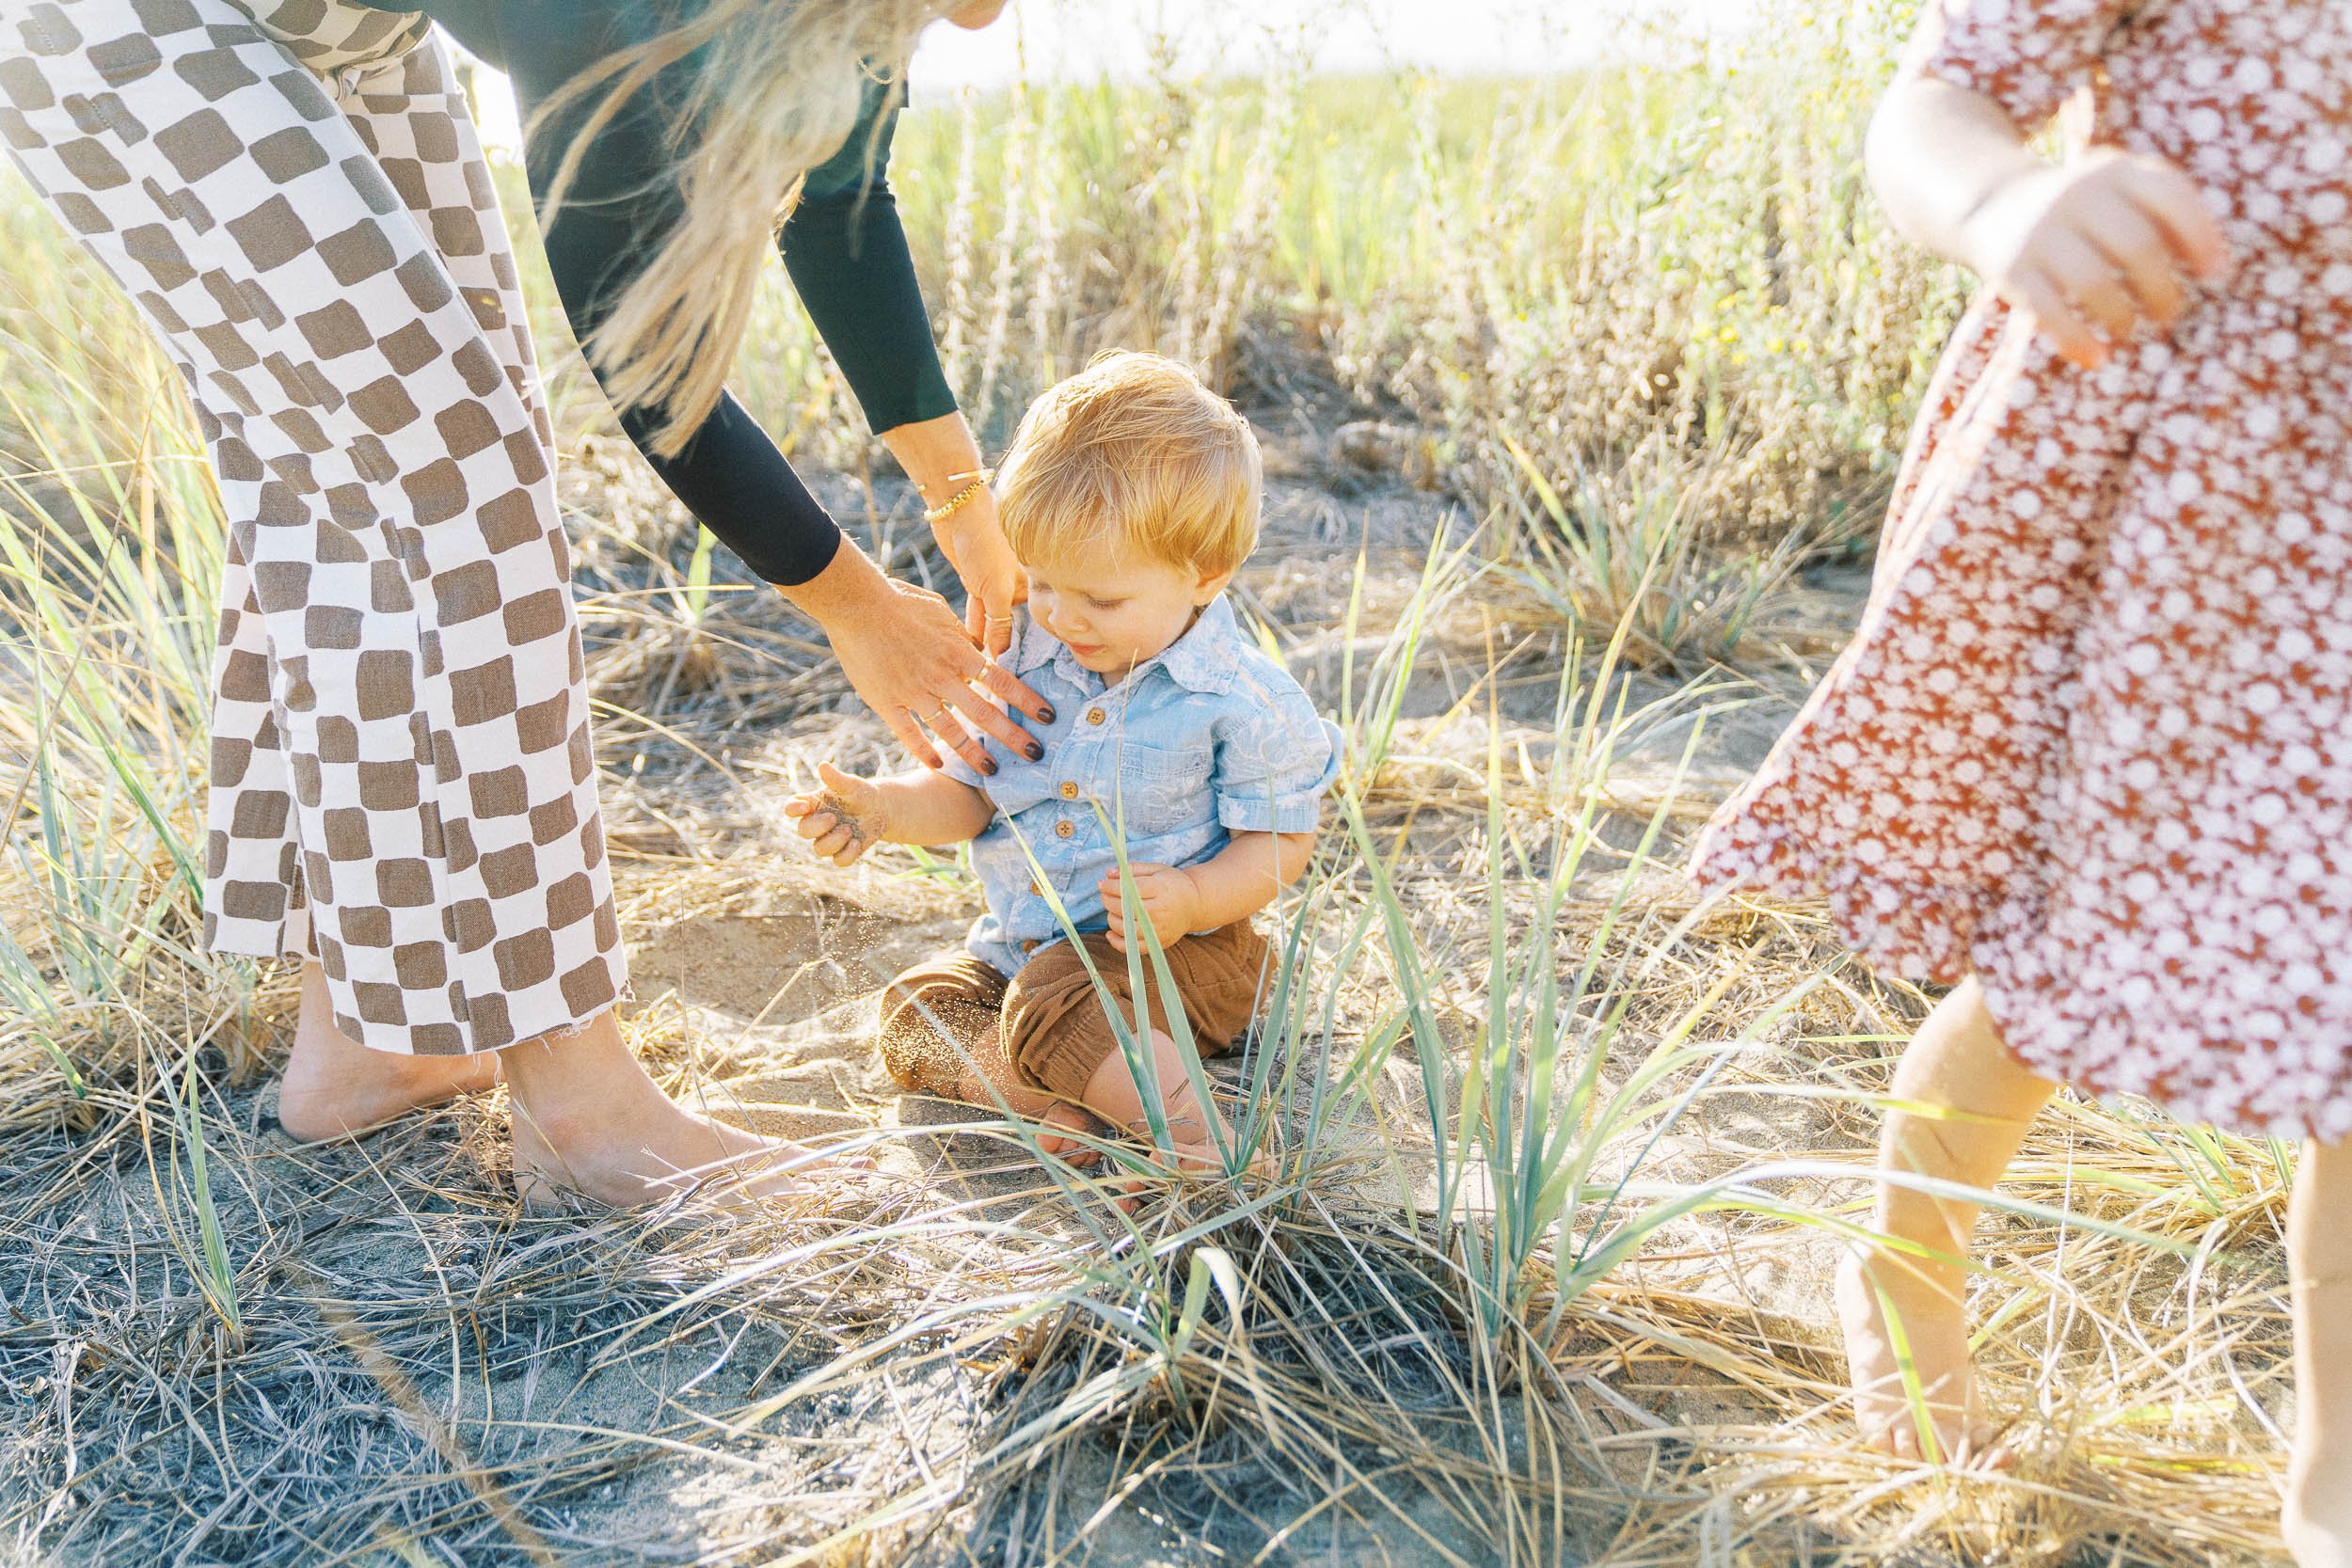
[877,923,1272,1103]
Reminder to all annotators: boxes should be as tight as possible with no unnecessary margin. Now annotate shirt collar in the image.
[1009,595,1242,697]
[1007,596,1242,695]
[1152,594,1241,694]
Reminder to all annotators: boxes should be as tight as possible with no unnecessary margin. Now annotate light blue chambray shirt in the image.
[942,595,1343,976]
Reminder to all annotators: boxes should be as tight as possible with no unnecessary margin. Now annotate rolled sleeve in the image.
[1212,706,1342,834]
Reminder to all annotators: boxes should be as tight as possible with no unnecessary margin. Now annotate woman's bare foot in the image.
[277,963,500,1142]
[501,1009,868,1210]
[1836,1248,1997,1465]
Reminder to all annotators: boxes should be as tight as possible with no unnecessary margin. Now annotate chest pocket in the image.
[1101,741,1216,842]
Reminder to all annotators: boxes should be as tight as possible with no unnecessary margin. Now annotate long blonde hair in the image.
[531,0,951,457]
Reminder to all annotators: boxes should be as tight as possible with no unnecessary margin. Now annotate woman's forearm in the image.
[1178,832,1316,931]
[1865,74,2048,274]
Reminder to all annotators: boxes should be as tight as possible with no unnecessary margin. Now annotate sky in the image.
[469,0,1761,149]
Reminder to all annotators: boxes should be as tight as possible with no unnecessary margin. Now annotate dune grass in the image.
[0,3,2307,1562]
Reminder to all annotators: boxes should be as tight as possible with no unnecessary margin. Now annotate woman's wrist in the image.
[881,411,988,503]
[780,533,892,627]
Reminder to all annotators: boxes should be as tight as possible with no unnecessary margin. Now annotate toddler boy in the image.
[784,353,1340,1169]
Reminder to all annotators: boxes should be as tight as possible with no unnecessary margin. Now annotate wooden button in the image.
[1054,819,1075,839]
[1021,939,1041,953]
[1059,781,1079,800]
[1086,707,1105,725]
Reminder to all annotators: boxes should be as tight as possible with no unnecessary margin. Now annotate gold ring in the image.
[932,702,957,724]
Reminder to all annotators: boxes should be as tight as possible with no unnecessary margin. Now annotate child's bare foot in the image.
[277,963,500,1142]
[1836,1248,2001,1465]
[501,1011,870,1211]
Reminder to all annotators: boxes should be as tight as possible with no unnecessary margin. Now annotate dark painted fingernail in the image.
[981,757,999,776]
[1038,705,1057,723]
[1025,741,1045,761]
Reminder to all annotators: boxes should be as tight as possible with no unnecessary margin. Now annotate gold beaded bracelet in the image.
[922,466,994,526]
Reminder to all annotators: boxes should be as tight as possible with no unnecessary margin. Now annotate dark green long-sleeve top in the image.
[374,0,956,584]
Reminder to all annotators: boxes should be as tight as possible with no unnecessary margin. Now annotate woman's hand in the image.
[1958,148,2229,369]
[785,762,889,867]
[787,544,1053,775]
[880,412,1027,657]
[932,486,1025,657]
[1099,863,1202,954]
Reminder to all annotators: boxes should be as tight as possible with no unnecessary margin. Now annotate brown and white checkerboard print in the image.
[0,0,626,1053]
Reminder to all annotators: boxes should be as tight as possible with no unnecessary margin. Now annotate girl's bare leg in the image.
[2286,1137,2352,1568]
[277,961,500,1140]
[1836,974,2057,1463]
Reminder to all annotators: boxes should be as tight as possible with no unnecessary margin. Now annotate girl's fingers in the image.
[2079,198,2185,325]
[2014,269,2106,368]
[2042,229,2137,341]
[2128,159,2230,278]
[795,810,839,841]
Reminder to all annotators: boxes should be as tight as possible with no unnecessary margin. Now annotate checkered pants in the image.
[0,0,627,1054]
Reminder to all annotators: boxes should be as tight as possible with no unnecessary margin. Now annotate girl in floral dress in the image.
[1695,0,2350,1553]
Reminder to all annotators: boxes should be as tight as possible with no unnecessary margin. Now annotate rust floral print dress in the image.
[1694,0,2352,1141]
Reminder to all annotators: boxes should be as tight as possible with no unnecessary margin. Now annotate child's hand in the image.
[1960,147,2229,369]
[784,761,889,868]
[1099,863,1201,954]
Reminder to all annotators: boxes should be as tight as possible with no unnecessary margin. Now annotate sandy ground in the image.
[1,422,2298,1566]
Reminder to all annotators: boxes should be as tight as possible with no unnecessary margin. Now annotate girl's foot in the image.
[1835,1248,2000,1465]
[277,962,501,1142]
[501,1009,869,1211]
[2285,1139,2352,1568]
[2285,1482,2352,1568]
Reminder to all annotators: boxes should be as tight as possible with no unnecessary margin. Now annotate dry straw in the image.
[0,2,2298,1561]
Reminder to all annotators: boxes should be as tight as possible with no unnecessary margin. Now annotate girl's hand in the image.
[933,486,1025,658]
[785,761,889,867]
[1099,863,1201,954]
[1960,147,2229,369]
[811,561,1053,775]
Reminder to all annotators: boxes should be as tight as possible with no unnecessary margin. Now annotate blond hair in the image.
[532,0,950,458]
[997,353,1263,576]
